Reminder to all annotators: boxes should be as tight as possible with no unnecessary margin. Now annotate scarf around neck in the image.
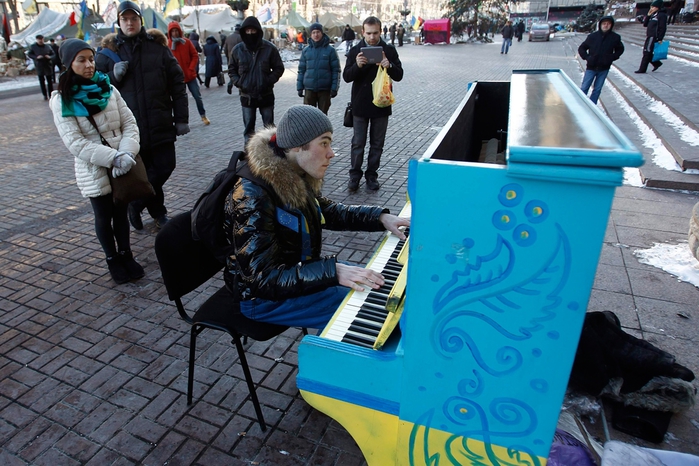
[61,71,112,117]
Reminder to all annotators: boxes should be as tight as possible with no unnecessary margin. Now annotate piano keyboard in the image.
[322,228,409,349]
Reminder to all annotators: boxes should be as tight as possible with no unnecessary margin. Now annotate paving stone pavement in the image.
[1,35,698,465]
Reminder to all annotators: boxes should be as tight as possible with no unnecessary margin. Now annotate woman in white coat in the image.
[50,39,144,284]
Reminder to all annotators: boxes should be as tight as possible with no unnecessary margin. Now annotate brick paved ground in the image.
[1,35,698,465]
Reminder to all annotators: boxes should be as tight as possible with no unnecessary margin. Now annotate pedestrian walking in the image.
[189,30,205,84]
[223,104,410,328]
[516,20,525,42]
[203,35,223,88]
[50,39,145,284]
[578,16,624,104]
[223,24,242,63]
[342,24,356,55]
[168,22,209,125]
[344,16,403,191]
[26,34,54,100]
[227,16,285,145]
[297,23,340,115]
[668,0,682,24]
[383,25,388,39]
[500,20,514,54]
[389,23,397,46]
[95,1,190,231]
[48,38,61,83]
[397,24,405,46]
[635,0,667,73]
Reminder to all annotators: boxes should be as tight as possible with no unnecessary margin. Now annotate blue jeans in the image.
[350,115,389,181]
[580,69,609,104]
[501,38,512,53]
[240,285,348,329]
[242,105,274,144]
[186,79,206,116]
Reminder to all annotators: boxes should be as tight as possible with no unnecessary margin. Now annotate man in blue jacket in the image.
[578,16,624,104]
[344,16,403,192]
[297,23,340,115]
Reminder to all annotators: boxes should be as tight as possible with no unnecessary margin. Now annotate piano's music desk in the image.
[298,70,644,465]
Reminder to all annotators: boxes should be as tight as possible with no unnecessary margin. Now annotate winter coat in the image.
[297,34,340,93]
[228,16,284,106]
[27,42,54,75]
[397,26,405,39]
[50,85,140,198]
[223,30,242,61]
[203,36,222,79]
[95,27,188,149]
[167,21,199,83]
[189,31,202,53]
[223,127,389,302]
[643,8,667,54]
[577,16,624,71]
[342,27,356,42]
[343,38,403,118]
[501,25,514,40]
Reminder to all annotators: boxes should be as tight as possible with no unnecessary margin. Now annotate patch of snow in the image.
[606,82,681,172]
[634,242,699,288]
[0,77,38,91]
[669,53,699,69]
[623,167,644,187]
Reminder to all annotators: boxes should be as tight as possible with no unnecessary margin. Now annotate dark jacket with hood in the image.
[203,35,223,78]
[189,30,202,53]
[223,127,389,301]
[228,16,284,107]
[577,16,624,71]
[297,33,340,93]
[501,24,514,39]
[342,27,356,42]
[95,26,188,149]
[644,7,667,44]
[343,37,403,118]
[167,21,199,83]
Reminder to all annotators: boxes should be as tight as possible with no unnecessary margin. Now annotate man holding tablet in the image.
[343,16,403,192]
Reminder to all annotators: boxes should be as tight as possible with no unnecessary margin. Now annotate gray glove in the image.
[298,90,304,98]
[113,61,129,83]
[175,123,190,136]
[111,152,136,178]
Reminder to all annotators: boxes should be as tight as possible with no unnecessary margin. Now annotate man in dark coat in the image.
[223,105,409,328]
[635,0,667,73]
[227,16,285,144]
[516,20,525,42]
[223,24,242,63]
[343,16,403,191]
[26,35,54,100]
[95,0,189,230]
[341,24,356,55]
[396,24,405,46]
[298,23,340,114]
[500,20,514,54]
[578,16,624,104]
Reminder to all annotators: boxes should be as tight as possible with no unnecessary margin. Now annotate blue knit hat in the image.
[276,105,333,149]
[309,23,323,33]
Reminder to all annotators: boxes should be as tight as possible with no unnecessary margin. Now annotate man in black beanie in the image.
[27,35,55,100]
[223,105,410,329]
[227,16,285,145]
[96,0,189,231]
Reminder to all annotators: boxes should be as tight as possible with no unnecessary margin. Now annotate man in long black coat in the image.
[343,16,403,192]
[26,35,54,100]
[635,0,667,73]
[95,1,189,230]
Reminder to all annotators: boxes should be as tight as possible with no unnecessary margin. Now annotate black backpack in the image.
[191,151,269,264]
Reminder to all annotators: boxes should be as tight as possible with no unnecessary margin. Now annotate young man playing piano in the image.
[223,105,410,329]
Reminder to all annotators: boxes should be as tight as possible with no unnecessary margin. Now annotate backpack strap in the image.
[98,48,122,64]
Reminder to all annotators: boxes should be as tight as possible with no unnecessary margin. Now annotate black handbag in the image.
[343,102,353,128]
[217,72,225,86]
[85,115,155,206]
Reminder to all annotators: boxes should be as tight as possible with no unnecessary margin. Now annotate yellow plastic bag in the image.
[372,66,395,108]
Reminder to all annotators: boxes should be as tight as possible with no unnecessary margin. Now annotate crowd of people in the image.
[44,0,406,332]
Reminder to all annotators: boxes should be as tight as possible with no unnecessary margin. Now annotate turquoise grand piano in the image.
[297,70,644,465]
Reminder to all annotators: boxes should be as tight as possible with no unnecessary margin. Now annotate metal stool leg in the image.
[232,333,267,431]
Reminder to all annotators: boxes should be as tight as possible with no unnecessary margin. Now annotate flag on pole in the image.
[2,14,12,44]
[22,0,38,15]
[102,1,118,28]
[256,3,272,24]
[76,0,88,39]
[163,0,183,17]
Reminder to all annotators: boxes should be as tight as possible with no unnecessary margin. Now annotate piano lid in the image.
[507,70,644,169]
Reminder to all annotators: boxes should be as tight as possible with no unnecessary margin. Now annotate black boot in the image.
[128,204,143,230]
[118,250,145,280]
[106,256,129,284]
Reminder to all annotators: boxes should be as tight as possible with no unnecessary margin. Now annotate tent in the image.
[318,12,345,39]
[10,7,102,46]
[10,9,68,45]
[423,18,450,44]
[341,13,362,34]
[180,8,239,42]
[274,10,311,29]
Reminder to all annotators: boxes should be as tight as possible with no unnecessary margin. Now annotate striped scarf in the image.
[61,71,112,117]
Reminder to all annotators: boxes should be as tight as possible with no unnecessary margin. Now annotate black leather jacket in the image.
[223,128,388,302]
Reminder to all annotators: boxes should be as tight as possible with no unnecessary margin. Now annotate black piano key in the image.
[349,324,380,337]
[352,318,383,331]
[362,303,390,315]
[342,333,375,348]
[357,310,387,323]
[365,295,387,306]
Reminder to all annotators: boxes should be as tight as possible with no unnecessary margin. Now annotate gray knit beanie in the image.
[276,105,333,149]
[59,39,94,70]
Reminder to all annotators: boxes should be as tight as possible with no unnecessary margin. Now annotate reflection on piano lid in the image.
[321,203,411,350]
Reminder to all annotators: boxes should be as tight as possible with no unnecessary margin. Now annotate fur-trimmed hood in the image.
[147,28,168,47]
[245,127,323,209]
[101,33,118,52]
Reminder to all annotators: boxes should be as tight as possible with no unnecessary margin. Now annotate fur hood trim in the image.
[245,127,323,209]
[147,28,168,47]
[101,33,118,52]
